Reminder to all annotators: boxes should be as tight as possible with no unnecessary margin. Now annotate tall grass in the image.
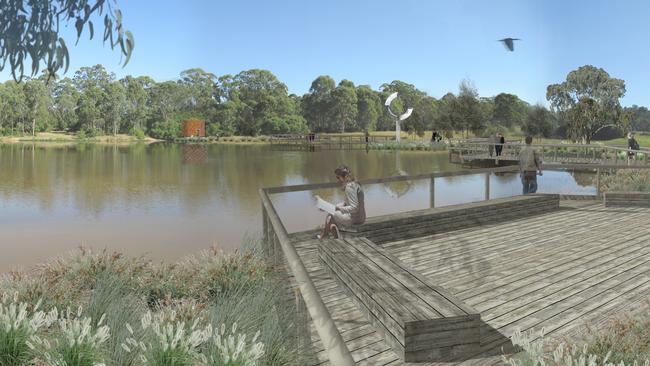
[368,140,448,151]
[503,325,650,366]
[0,295,56,366]
[600,169,650,192]
[0,238,308,365]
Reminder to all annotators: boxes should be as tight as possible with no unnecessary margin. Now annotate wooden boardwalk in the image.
[287,200,650,365]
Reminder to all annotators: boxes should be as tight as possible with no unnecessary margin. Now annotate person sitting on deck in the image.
[519,136,542,194]
[317,165,366,240]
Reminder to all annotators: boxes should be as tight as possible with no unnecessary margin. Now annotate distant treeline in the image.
[0,64,648,139]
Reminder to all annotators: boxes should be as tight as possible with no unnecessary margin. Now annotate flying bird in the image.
[498,38,520,52]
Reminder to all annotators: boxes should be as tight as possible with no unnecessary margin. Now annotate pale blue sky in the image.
[2,0,650,106]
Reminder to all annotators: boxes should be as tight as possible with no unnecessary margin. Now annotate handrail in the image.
[451,141,650,153]
[265,166,519,194]
[259,189,356,366]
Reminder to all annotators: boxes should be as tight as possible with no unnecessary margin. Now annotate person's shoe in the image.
[316,234,323,240]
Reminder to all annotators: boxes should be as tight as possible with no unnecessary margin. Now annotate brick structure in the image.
[182,119,205,137]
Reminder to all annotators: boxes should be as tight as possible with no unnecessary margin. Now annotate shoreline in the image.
[0,132,162,145]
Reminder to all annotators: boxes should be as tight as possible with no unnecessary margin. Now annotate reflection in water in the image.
[0,143,595,271]
[571,170,597,187]
[182,144,208,164]
[382,151,415,198]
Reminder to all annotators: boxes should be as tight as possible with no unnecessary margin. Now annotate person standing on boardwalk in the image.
[519,136,542,194]
[488,133,497,157]
[317,165,366,240]
[495,133,506,156]
[627,132,639,163]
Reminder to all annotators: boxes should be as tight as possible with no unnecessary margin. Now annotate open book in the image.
[315,195,337,215]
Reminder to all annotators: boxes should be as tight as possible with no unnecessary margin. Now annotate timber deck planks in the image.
[287,201,650,365]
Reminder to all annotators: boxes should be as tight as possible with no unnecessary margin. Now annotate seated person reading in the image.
[317,165,366,240]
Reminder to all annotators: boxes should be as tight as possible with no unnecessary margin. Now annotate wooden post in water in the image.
[485,172,490,201]
[429,177,435,208]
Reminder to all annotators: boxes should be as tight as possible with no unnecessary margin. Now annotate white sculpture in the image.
[385,92,413,142]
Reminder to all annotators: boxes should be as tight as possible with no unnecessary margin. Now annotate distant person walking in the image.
[495,133,505,156]
[627,132,639,163]
[519,136,542,194]
[488,133,496,157]
[431,131,443,143]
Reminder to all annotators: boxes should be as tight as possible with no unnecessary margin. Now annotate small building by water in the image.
[182,119,206,137]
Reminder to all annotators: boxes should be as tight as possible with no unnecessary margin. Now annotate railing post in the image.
[430,177,435,208]
[262,205,269,255]
[485,172,490,201]
[596,168,601,198]
[259,190,355,366]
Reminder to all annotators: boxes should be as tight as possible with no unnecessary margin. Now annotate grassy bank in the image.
[0,241,308,365]
[0,132,160,144]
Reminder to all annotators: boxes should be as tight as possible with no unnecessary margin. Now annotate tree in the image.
[51,77,80,130]
[433,93,459,133]
[455,80,484,136]
[493,93,526,128]
[0,81,27,134]
[73,64,115,132]
[626,105,650,132]
[302,75,336,132]
[104,80,126,135]
[523,105,553,139]
[546,65,626,144]
[330,80,357,133]
[227,69,295,136]
[23,78,52,135]
[0,0,134,82]
[148,81,186,138]
[121,75,153,132]
[179,68,218,118]
[356,85,380,132]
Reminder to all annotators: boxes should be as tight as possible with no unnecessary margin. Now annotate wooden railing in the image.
[259,163,650,364]
[450,142,650,165]
[269,134,394,145]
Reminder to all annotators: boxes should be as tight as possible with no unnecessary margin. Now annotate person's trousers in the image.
[522,172,538,194]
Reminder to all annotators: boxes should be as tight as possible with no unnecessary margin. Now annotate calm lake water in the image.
[0,143,596,271]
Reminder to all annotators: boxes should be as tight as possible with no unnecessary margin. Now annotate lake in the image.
[0,143,595,271]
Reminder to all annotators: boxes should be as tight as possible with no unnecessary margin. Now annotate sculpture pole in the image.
[384,92,413,143]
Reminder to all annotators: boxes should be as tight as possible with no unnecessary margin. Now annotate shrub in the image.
[150,120,181,140]
[0,240,306,366]
[132,127,146,140]
[83,127,102,138]
[0,295,57,366]
[31,308,110,366]
[502,327,649,366]
[600,169,650,192]
[202,323,264,366]
[122,311,210,366]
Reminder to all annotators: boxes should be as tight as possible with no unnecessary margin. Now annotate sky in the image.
[2,0,650,106]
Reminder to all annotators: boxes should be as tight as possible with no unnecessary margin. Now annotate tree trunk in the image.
[32,118,36,136]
